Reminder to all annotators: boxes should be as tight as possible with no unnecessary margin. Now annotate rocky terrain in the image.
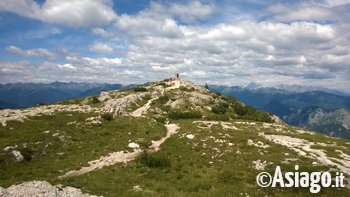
[0,181,96,197]
[286,107,350,139]
[0,79,349,196]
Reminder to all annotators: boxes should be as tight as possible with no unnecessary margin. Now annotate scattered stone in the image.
[252,160,269,171]
[128,142,140,149]
[186,134,195,139]
[262,134,350,176]
[86,116,102,125]
[247,139,270,149]
[0,104,94,127]
[3,146,16,152]
[12,150,23,162]
[133,185,142,192]
[0,181,96,197]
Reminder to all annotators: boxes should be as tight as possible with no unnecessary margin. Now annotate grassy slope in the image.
[1,113,349,196]
[1,83,349,196]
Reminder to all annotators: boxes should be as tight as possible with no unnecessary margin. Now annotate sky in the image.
[0,0,349,93]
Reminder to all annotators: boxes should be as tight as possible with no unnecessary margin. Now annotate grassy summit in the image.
[0,79,349,196]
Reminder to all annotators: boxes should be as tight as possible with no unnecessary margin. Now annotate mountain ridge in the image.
[210,85,350,139]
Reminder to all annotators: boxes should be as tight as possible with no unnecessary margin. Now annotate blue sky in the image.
[0,0,349,93]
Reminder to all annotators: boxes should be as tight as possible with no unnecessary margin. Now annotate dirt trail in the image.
[165,80,181,90]
[59,124,179,178]
[148,124,180,152]
[130,97,158,117]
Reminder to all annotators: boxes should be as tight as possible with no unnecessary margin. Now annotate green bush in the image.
[233,105,273,123]
[101,113,114,121]
[211,102,229,114]
[0,152,14,164]
[159,82,171,88]
[179,86,195,92]
[154,116,167,123]
[168,111,202,119]
[133,87,147,92]
[158,95,170,104]
[204,114,230,121]
[143,94,152,100]
[214,92,221,96]
[233,105,248,116]
[18,147,34,161]
[222,96,238,104]
[139,152,171,168]
[91,96,100,104]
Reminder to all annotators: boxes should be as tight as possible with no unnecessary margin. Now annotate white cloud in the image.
[269,4,335,22]
[115,18,349,92]
[66,55,122,67]
[117,14,183,38]
[92,28,113,37]
[0,0,117,27]
[169,1,215,22]
[41,0,117,27]
[0,0,40,18]
[1,1,350,93]
[57,63,76,70]
[89,43,114,54]
[6,45,56,59]
[0,61,32,75]
[319,0,350,7]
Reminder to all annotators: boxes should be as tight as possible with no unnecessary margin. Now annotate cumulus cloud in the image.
[89,43,114,54]
[169,1,215,22]
[116,17,349,92]
[1,0,349,93]
[6,45,56,59]
[0,0,117,27]
[269,4,335,22]
[317,0,350,7]
[92,28,113,37]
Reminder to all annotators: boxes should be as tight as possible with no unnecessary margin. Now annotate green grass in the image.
[52,119,350,196]
[0,112,165,187]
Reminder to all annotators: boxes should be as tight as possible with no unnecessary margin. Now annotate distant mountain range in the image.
[0,82,123,109]
[210,85,350,139]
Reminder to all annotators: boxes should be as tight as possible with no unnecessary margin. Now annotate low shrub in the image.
[211,102,229,114]
[233,105,273,123]
[139,152,171,168]
[168,111,202,119]
[143,94,152,100]
[101,113,114,121]
[91,96,100,104]
[158,95,170,104]
[18,147,34,161]
[133,87,147,92]
[179,86,195,92]
[204,114,230,121]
